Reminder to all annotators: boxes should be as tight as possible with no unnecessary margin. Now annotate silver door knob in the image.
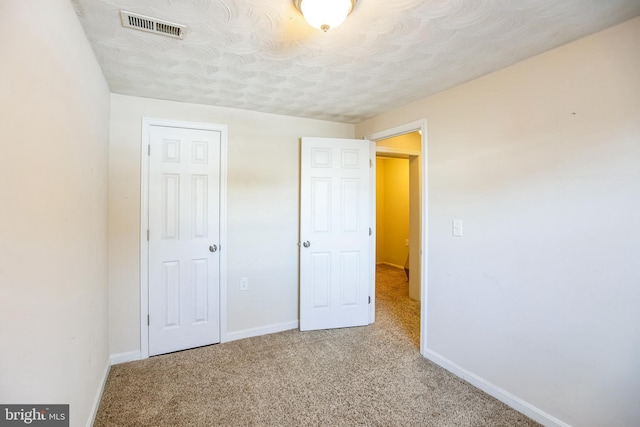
[209,244,217,253]
[302,241,310,248]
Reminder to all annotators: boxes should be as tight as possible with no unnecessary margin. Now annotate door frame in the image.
[368,140,376,324]
[140,117,229,359]
[366,119,428,356]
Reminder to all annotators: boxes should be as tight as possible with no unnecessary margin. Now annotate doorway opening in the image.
[375,133,421,301]
[367,120,427,355]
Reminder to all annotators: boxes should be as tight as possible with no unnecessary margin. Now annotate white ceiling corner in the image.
[71,0,640,124]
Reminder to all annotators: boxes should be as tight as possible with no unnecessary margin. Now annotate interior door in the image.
[299,137,373,331]
[148,125,221,356]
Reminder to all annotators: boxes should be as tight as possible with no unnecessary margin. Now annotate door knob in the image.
[209,244,217,253]
[302,241,310,248]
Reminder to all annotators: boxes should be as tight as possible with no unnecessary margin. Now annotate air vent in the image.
[120,10,186,39]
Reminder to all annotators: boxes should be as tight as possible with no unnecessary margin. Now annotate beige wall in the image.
[356,17,640,427]
[0,1,110,426]
[109,94,354,354]
[376,158,410,268]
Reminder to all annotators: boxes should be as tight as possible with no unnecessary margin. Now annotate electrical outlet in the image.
[240,277,249,291]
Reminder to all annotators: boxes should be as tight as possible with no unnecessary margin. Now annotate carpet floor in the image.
[95,265,540,426]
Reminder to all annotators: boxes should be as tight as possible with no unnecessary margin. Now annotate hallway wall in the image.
[376,158,410,268]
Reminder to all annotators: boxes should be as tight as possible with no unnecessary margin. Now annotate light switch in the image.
[452,219,463,237]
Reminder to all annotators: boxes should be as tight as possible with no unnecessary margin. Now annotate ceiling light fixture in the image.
[294,0,358,32]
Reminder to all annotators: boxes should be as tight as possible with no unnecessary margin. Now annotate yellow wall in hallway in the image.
[376,157,409,267]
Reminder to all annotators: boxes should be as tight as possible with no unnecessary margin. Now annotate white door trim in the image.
[366,119,428,356]
[368,141,376,324]
[140,117,228,359]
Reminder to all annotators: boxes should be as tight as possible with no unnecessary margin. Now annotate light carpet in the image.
[95,265,539,426]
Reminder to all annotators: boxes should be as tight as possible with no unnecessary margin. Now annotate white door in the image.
[148,125,221,356]
[299,137,373,331]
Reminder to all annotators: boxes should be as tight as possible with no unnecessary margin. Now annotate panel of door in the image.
[148,125,221,356]
[300,137,372,331]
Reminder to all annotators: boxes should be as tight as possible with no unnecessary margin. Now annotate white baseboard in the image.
[87,358,110,427]
[110,321,299,363]
[225,320,299,343]
[110,350,142,365]
[423,349,570,427]
[378,262,405,270]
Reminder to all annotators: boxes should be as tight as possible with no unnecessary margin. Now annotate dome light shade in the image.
[294,0,358,32]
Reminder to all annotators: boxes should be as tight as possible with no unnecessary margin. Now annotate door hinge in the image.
[147,229,149,241]
[368,296,371,304]
[369,158,373,168]
[148,145,151,156]
[369,227,372,236]
[147,314,150,326]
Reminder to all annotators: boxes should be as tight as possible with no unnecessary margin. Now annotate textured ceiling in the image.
[71,0,640,124]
